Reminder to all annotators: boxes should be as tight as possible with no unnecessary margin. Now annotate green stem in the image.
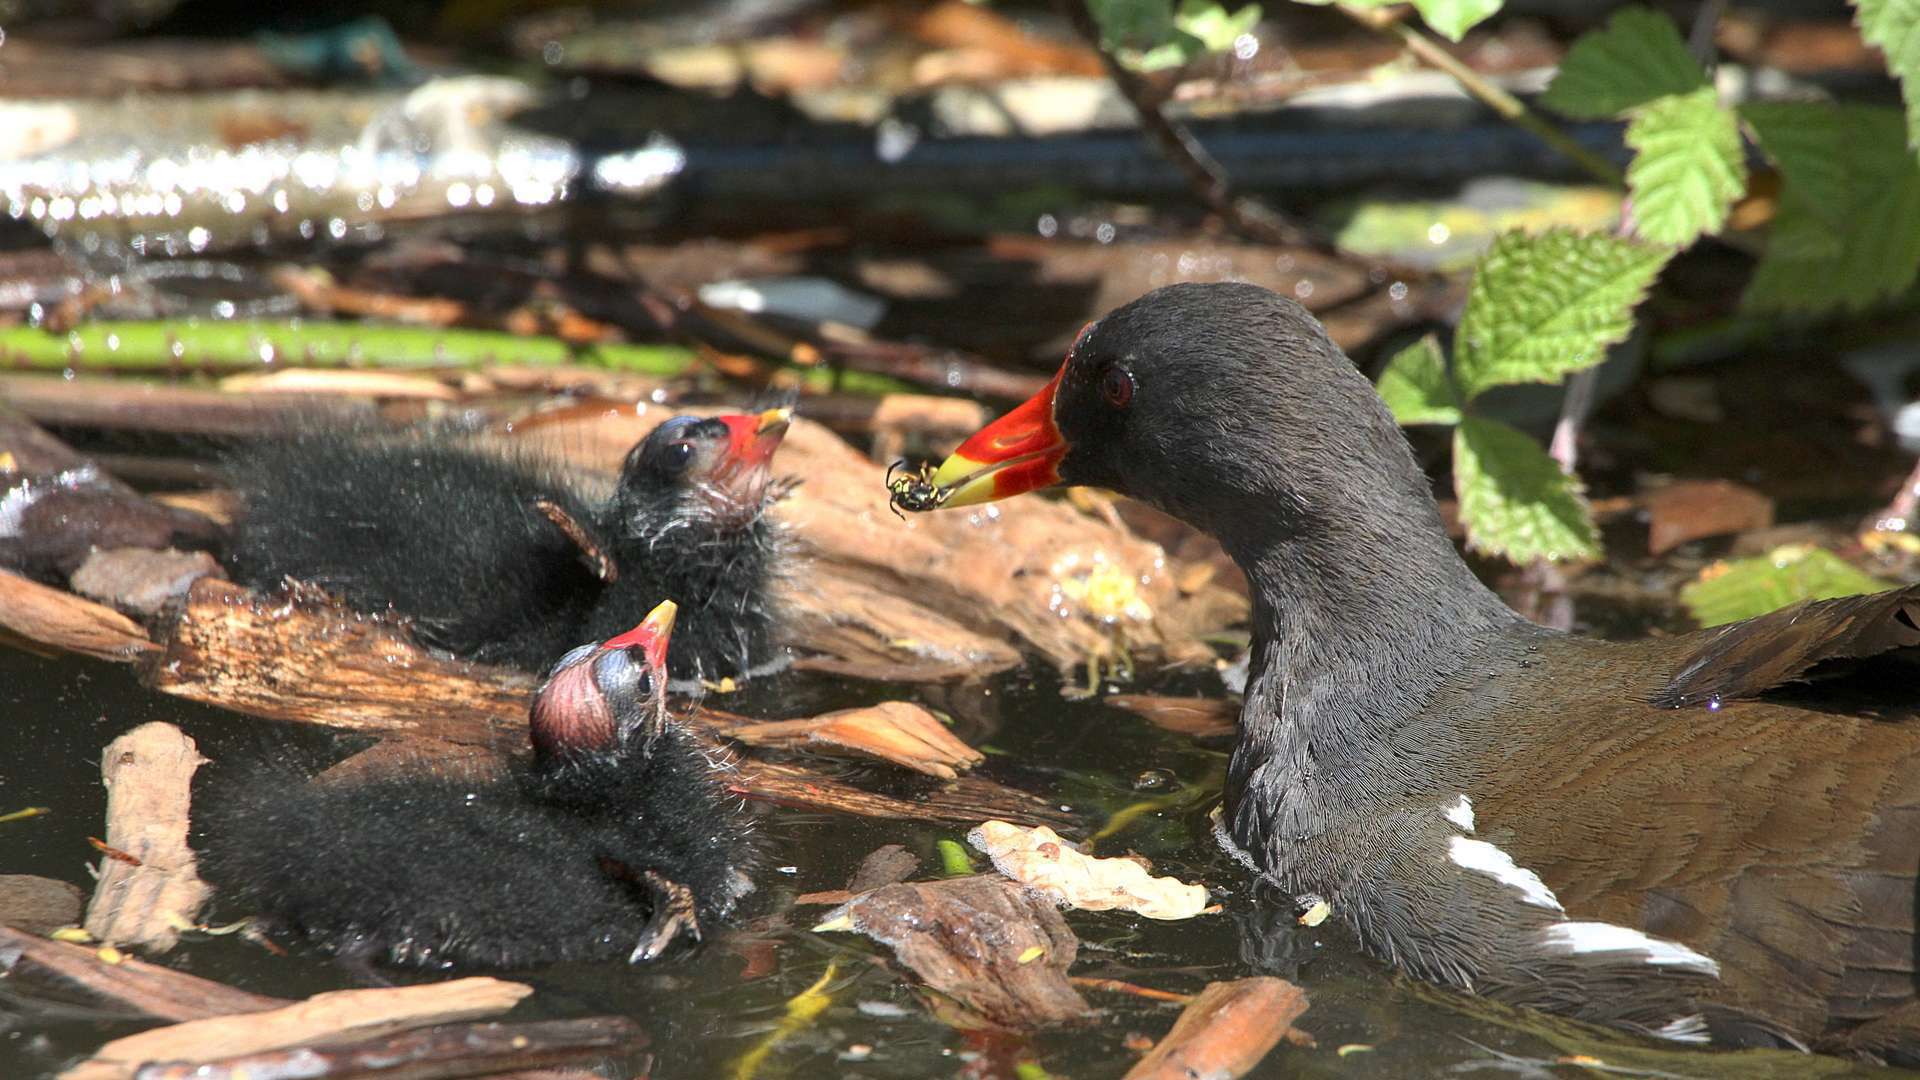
[0,320,697,375]
[1336,4,1626,190]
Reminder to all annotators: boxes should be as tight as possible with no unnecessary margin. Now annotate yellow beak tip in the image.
[644,599,679,636]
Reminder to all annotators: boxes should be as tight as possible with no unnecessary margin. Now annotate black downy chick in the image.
[222,410,791,680]
[194,600,759,970]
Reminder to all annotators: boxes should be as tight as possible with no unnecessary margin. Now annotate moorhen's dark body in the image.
[920,282,1920,1061]
[222,410,790,680]
[195,601,759,969]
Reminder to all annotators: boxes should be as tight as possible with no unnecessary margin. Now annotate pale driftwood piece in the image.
[130,1016,645,1080]
[84,723,212,953]
[508,410,1248,678]
[0,568,157,661]
[0,375,371,437]
[63,977,535,1080]
[0,874,85,934]
[718,701,985,779]
[219,368,464,400]
[1122,977,1312,1080]
[143,579,1073,829]
[819,875,1095,1030]
[71,548,222,618]
[0,925,289,1022]
[783,564,1023,682]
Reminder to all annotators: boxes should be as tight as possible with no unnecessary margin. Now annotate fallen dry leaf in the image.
[968,820,1212,921]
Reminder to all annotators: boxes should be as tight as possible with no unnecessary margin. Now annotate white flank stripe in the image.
[1448,836,1563,911]
[1444,795,1475,832]
[1541,921,1721,977]
[1656,1014,1711,1044]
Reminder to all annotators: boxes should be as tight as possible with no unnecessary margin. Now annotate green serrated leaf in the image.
[1087,0,1175,51]
[1540,7,1706,120]
[1679,545,1896,626]
[1453,417,1599,564]
[1410,0,1504,42]
[1175,0,1261,52]
[1624,86,1747,245]
[1743,104,1920,313]
[1376,335,1462,425]
[1853,0,1920,156]
[1453,228,1670,400]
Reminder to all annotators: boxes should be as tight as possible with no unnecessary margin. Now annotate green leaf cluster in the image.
[1087,0,1262,72]
[1854,0,1920,156]
[1376,229,1667,564]
[1540,7,1745,246]
[1679,546,1896,626]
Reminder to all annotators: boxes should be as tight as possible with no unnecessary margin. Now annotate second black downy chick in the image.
[223,410,791,679]
[194,600,760,969]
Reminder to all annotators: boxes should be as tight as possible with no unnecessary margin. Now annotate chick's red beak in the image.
[928,367,1067,508]
[604,599,678,676]
[716,407,792,476]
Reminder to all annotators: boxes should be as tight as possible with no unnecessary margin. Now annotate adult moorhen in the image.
[910,282,1920,1061]
[195,600,760,969]
[223,409,791,680]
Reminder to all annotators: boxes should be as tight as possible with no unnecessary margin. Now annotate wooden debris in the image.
[816,875,1094,1029]
[0,375,373,438]
[1644,479,1776,556]
[717,702,985,779]
[220,367,464,400]
[84,723,212,953]
[847,844,922,893]
[0,874,85,934]
[143,579,1072,828]
[509,409,1248,679]
[70,548,222,618]
[970,821,1213,920]
[0,925,288,1022]
[1122,977,1312,1080]
[130,1016,646,1080]
[783,565,1023,682]
[1106,695,1238,739]
[0,568,157,661]
[63,977,534,1080]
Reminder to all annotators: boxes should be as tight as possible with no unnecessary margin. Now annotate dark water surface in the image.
[0,642,1901,1078]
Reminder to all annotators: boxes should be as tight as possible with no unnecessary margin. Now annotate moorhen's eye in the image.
[1101,365,1135,409]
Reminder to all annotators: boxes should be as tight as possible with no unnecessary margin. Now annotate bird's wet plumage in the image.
[221,411,790,680]
[194,601,759,970]
[920,281,1920,1062]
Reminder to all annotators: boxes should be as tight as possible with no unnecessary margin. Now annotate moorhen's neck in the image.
[1215,444,1522,849]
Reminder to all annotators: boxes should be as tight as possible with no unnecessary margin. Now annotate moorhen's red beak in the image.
[928,367,1067,508]
[604,598,679,674]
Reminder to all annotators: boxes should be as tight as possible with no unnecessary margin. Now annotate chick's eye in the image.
[1101,365,1134,409]
[662,441,694,472]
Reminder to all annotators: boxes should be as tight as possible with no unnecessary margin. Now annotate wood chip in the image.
[1644,479,1775,556]
[129,1016,645,1080]
[719,701,985,778]
[0,568,157,661]
[83,723,211,953]
[817,875,1094,1029]
[1122,977,1311,1080]
[62,977,534,1080]
[69,548,222,618]
[0,925,287,1022]
[969,820,1212,920]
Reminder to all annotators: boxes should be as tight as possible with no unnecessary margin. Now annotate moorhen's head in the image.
[529,599,677,764]
[615,409,792,529]
[923,283,1430,555]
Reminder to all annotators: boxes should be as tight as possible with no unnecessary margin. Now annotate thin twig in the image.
[1335,3,1625,190]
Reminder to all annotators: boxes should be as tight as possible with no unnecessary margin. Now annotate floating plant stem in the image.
[0,320,696,376]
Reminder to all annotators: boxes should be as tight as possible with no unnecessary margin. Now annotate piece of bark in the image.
[508,410,1247,678]
[71,548,223,618]
[84,723,212,953]
[729,756,1071,828]
[718,702,985,779]
[0,925,289,1022]
[818,875,1094,1030]
[0,568,158,661]
[130,1016,646,1080]
[848,845,922,893]
[63,977,535,1080]
[1644,479,1776,556]
[783,565,1024,682]
[1106,695,1238,739]
[0,874,85,934]
[0,375,372,438]
[1121,977,1311,1080]
[219,368,466,401]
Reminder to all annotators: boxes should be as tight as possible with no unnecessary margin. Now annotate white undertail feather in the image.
[1445,795,1475,831]
[1541,922,1721,977]
[1448,836,1563,911]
